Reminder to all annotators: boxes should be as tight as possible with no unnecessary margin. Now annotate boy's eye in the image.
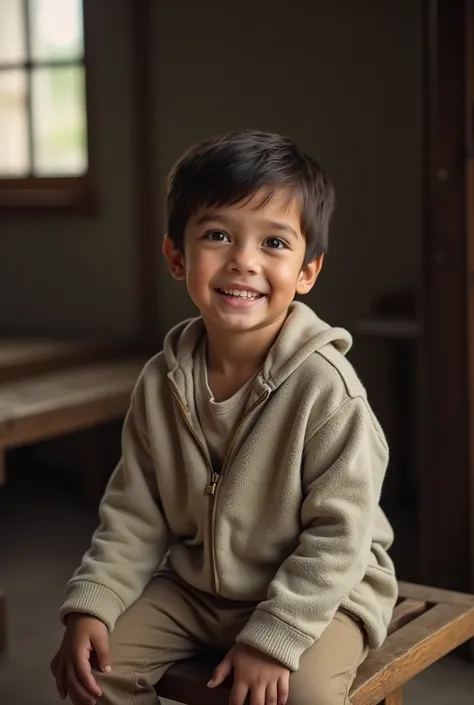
[205,230,230,242]
[264,237,287,250]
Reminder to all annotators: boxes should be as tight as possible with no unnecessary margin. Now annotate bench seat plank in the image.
[387,599,427,635]
[397,581,474,606]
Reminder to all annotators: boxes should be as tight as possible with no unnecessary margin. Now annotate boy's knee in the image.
[92,640,142,693]
[93,667,133,705]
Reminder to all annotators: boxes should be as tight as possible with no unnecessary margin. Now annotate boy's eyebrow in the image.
[264,220,299,239]
[195,213,299,239]
[195,213,233,227]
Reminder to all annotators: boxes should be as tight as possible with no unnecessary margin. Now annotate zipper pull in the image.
[205,472,220,495]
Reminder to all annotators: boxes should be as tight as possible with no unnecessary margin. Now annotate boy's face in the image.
[164,188,323,334]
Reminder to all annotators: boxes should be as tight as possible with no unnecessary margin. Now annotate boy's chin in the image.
[204,308,287,334]
[202,308,261,328]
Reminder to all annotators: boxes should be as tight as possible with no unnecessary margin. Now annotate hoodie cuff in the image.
[59,580,125,632]
[235,609,313,671]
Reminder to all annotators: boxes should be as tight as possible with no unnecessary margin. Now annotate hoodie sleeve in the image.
[59,375,170,631]
[235,396,388,670]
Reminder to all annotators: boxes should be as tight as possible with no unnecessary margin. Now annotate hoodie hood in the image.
[164,302,352,400]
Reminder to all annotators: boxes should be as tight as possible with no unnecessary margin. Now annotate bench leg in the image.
[381,688,403,705]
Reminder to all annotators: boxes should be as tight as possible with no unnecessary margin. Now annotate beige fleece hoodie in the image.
[60,302,397,671]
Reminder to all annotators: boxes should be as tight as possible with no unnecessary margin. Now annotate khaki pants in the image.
[95,569,367,705]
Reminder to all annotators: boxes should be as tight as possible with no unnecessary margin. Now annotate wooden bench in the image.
[155,582,474,705]
[0,356,146,654]
[0,358,145,487]
[0,338,132,384]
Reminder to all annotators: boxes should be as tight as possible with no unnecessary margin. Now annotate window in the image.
[0,0,93,210]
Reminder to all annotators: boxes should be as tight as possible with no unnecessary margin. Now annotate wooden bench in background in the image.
[156,582,474,705]
[0,338,146,489]
[0,338,133,384]
[0,357,145,487]
[0,339,147,654]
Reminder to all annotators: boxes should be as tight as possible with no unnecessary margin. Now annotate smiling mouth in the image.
[215,287,266,300]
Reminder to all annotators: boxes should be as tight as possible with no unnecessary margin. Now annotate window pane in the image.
[0,70,29,176]
[31,66,87,176]
[0,0,26,63]
[29,0,84,61]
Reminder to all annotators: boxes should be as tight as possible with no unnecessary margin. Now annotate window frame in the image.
[0,0,97,213]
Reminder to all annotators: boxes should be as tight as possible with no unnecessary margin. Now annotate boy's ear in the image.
[163,235,186,281]
[295,254,324,296]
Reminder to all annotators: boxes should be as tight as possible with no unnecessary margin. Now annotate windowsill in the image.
[0,176,99,215]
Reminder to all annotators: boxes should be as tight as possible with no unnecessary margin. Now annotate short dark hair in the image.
[166,130,335,263]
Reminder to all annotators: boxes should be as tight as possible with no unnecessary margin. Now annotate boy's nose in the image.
[227,245,261,274]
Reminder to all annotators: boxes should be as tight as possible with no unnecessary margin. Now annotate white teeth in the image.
[221,288,261,299]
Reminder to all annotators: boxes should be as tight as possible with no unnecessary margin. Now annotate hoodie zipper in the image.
[169,381,221,591]
[169,379,270,593]
[208,387,271,592]
[169,382,213,467]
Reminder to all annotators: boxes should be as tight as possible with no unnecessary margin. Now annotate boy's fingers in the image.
[73,652,102,698]
[66,664,97,705]
[55,662,68,700]
[229,680,249,705]
[277,675,289,705]
[50,653,67,699]
[265,681,278,705]
[207,654,232,687]
[50,651,63,678]
[249,684,266,705]
[91,633,112,673]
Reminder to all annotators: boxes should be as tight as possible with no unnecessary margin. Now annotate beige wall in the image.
[0,0,139,338]
[152,0,422,342]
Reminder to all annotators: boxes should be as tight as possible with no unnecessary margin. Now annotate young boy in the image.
[51,130,397,705]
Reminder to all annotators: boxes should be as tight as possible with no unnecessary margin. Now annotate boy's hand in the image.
[208,643,290,705]
[50,613,111,705]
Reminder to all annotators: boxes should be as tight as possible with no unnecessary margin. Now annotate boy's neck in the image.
[203,313,288,399]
